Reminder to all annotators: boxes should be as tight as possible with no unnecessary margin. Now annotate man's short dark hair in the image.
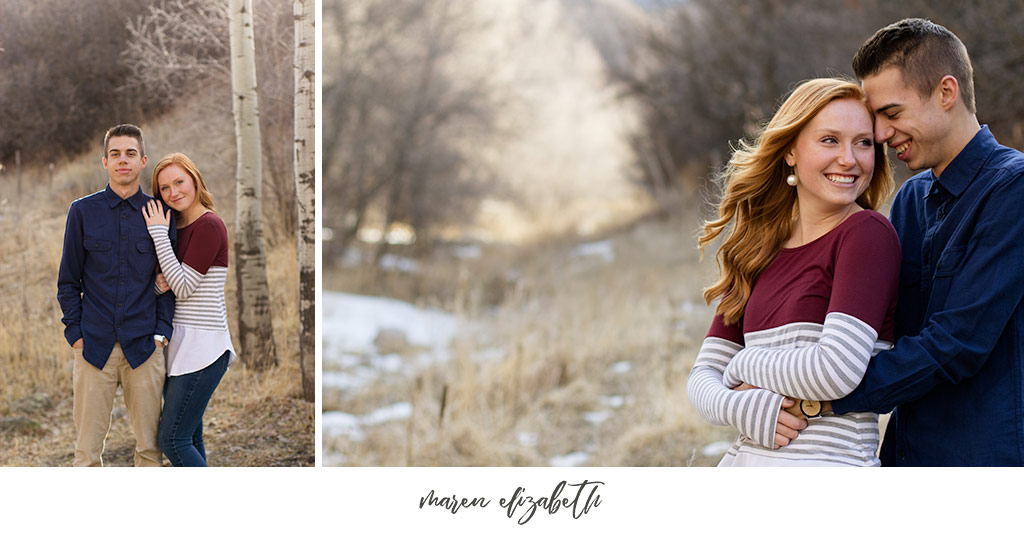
[103,124,146,157]
[853,18,975,113]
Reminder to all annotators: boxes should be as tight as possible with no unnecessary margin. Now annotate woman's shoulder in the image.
[839,209,900,253]
[844,209,897,236]
[186,211,229,245]
[194,211,228,233]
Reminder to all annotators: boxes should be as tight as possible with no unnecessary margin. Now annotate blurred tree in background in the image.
[322,0,499,265]
[0,0,160,164]
[612,0,874,208]
[617,0,1024,208]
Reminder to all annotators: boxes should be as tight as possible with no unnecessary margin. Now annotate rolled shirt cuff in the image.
[830,391,865,415]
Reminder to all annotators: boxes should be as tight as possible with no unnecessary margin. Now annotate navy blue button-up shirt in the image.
[57,185,175,369]
[834,126,1024,465]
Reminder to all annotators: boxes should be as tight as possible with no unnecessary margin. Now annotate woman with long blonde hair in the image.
[142,152,236,466]
[686,78,900,466]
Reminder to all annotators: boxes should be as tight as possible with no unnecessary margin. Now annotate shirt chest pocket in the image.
[926,246,966,317]
[84,237,113,274]
[132,239,158,277]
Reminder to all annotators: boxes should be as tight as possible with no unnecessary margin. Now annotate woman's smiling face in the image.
[786,97,876,215]
[156,163,197,213]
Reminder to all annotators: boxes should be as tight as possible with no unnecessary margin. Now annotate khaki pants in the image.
[73,342,165,467]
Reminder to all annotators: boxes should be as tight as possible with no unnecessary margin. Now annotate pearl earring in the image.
[786,174,798,186]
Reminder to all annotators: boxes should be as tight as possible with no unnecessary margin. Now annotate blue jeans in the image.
[158,350,230,466]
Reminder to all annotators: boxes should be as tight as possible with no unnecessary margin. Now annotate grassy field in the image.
[323,208,747,467]
[0,115,313,466]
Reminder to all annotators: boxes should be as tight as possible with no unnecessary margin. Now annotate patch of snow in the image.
[379,254,420,273]
[453,244,482,259]
[323,292,457,355]
[571,240,615,263]
[330,353,362,368]
[340,248,364,268]
[583,410,612,425]
[323,452,347,466]
[322,369,378,392]
[516,431,538,447]
[363,402,413,425]
[609,361,631,374]
[549,451,591,467]
[599,395,625,408]
[323,411,365,441]
[323,402,413,442]
[413,349,453,369]
[370,354,405,373]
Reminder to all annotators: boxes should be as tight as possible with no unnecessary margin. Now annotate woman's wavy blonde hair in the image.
[698,77,894,326]
[151,152,216,213]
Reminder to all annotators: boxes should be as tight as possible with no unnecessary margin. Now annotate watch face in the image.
[801,399,822,417]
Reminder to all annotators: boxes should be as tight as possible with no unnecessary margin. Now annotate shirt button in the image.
[122,214,127,219]
[898,448,907,458]
[117,303,122,307]
[938,207,945,219]
[122,235,127,240]
[120,281,125,286]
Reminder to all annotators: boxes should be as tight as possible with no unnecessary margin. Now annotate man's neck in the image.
[933,113,981,178]
[109,181,140,200]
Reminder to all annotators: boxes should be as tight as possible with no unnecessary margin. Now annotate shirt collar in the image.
[933,125,997,198]
[102,183,150,210]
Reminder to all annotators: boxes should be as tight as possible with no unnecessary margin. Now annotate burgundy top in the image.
[176,211,229,273]
[709,210,900,343]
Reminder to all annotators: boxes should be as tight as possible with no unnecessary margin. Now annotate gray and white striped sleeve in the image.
[721,311,878,401]
[687,336,787,449]
[147,224,203,300]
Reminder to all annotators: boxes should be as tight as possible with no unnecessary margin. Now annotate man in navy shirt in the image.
[800,19,1024,465]
[57,124,174,466]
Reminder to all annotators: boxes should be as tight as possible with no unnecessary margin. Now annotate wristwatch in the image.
[799,399,823,418]
[155,335,168,346]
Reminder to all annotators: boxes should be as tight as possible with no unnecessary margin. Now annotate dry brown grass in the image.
[0,128,312,466]
[324,211,741,466]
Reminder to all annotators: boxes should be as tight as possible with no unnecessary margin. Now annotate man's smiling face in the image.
[864,66,954,176]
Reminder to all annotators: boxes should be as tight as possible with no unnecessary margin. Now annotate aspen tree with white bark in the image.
[230,0,278,369]
[293,0,315,401]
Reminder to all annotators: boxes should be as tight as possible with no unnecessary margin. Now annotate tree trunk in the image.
[294,0,315,402]
[230,0,277,370]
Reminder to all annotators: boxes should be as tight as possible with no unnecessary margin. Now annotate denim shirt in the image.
[833,126,1024,466]
[57,185,175,369]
